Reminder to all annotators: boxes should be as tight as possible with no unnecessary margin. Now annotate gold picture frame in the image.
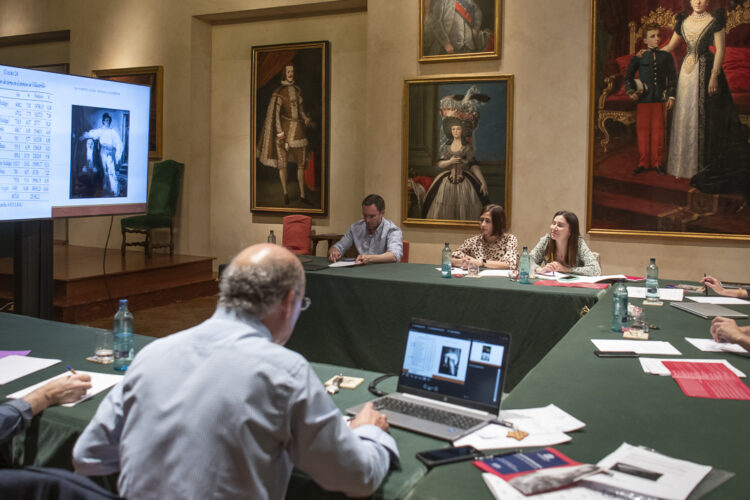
[588,1,750,240]
[402,75,513,228]
[419,0,501,63]
[250,41,329,215]
[92,66,163,160]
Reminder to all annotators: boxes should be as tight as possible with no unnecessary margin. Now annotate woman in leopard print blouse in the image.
[451,204,518,270]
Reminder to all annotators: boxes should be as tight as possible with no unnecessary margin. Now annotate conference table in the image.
[290,257,603,390]
[399,287,750,499]
[3,282,749,499]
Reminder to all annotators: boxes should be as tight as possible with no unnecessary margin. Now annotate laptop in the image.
[670,302,749,319]
[347,318,511,442]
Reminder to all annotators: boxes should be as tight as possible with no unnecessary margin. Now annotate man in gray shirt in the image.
[73,243,398,499]
[329,194,403,264]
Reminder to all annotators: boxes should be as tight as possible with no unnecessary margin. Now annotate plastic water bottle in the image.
[519,246,530,284]
[441,242,452,279]
[612,279,628,332]
[646,258,659,302]
[267,230,276,244]
[113,299,134,371]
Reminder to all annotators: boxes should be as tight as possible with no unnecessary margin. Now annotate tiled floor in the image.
[79,294,218,338]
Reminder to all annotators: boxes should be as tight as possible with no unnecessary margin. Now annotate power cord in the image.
[368,373,397,397]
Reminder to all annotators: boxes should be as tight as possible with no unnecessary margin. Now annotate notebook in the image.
[670,301,748,319]
[347,318,511,442]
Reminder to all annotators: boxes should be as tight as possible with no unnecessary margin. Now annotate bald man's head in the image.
[218,243,305,318]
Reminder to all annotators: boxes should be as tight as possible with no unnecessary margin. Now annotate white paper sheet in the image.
[453,424,571,450]
[639,358,746,378]
[685,337,748,354]
[479,269,513,277]
[563,274,640,284]
[591,339,681,355]
[0,355,60,385]
[627,287,684,301]
[482,473,612,500]
[687,296,750,305]
[6,370,123,407]
[584,443,712,500]
[328,261,357,268]
[433,267,468,275]
[498,404,585,434]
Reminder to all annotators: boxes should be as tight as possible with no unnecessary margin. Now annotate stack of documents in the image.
[687,296,750,305]
[627,286,684,301]
[454,404,584,451]
[662,361,750,400]
[685,337,748,354]
[591,339,681,356]
[640,358,745,377]
[583,443,712,500]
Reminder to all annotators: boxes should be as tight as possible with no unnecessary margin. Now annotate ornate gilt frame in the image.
[587,0,750,241]
[419,0,501,63]
[250,41,329,215]
[402,75,513,229]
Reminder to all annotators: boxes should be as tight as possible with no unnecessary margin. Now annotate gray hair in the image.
[218,257,303,317]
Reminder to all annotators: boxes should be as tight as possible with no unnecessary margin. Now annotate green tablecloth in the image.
[0,313,439,499]
[289,258,603,390]
[403,285,750,499]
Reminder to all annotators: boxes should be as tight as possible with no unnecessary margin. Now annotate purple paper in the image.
[0,350,31,359]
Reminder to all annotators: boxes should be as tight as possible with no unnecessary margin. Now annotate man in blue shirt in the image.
[73,243,397,499]
[328,194,403,264]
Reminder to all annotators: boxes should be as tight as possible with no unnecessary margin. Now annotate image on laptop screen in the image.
[397,319,510,413]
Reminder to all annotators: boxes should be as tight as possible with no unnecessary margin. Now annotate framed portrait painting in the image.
[250,41,329,215]
[402,75,513,228]
[92,66,163,160]
[419,0,501,62]
[588,0,750,240]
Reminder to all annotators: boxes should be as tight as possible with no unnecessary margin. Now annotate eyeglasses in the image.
[300,296,312,311]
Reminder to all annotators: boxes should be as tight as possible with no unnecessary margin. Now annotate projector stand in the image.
[14,220,54,319]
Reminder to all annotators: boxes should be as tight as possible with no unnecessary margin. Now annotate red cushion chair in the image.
[401,240,410,263]
[282,215,312,255]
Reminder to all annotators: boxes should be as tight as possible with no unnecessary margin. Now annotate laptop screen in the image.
[397,318,511,414]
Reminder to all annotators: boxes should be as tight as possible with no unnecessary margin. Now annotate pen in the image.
[704,273,708,296]
[66,365,77,375]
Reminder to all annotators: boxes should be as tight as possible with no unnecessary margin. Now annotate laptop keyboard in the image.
[374,397,484,430]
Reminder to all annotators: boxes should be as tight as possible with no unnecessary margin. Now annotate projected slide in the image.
[0,65,150,221]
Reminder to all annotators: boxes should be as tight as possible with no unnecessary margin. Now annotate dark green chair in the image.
[121,160,184,258]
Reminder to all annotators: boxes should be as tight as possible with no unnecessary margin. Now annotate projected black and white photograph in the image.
[438,346,461,376]
[70,106,130,199]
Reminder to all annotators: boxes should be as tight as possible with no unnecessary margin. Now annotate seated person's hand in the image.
[45,373,92,405]
[350,402,389,432]
[700,275,727,295]
[460,257,473,270]
[328,247,342,263]
[710,316,743,344]
[355,254,370,265]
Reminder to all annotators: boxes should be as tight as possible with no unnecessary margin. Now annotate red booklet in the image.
[663,361,750,400]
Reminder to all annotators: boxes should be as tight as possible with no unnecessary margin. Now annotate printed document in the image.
[685,337,748,354]
[584,443,711,500]
[0,355,60,385]
[591,339,681,355]
[7,370,123,407]
[639,358,745,378]
[687,296,750,305]
[627,287,684,301]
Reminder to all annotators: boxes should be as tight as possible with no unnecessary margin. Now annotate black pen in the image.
[704,273,708,296]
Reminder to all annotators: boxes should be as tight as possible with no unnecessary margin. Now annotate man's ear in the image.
[281,290,297,318]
